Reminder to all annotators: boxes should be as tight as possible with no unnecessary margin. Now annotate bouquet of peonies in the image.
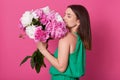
[19,6,68,73]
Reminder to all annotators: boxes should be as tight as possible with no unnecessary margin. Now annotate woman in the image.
[37,4,92,80]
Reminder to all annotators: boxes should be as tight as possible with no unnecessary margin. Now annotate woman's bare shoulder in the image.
[58,32,75,44]
[59,32,71,41]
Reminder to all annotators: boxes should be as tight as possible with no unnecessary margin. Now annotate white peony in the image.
[55,12,63,22]
[42,6,51,14]
[25,25,36,39]
[20,11,34,27]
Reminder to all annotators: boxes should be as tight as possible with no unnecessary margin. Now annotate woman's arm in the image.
[37,35,70,72]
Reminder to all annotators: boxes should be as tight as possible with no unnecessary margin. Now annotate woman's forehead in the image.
[65,8,75,15]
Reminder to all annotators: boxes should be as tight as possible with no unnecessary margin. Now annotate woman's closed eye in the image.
[67,16,71,18]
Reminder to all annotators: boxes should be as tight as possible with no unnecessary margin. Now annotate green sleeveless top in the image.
[49,33,86,78]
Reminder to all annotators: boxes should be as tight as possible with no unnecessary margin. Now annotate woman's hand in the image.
[37,42,48,53]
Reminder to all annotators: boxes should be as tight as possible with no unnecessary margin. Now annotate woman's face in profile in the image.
[63,8,79,28]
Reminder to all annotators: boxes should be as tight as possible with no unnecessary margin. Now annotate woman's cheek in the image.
[69,22,76,27]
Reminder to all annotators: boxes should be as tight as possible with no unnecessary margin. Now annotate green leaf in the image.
[32,51,37,58]
[20,56,31,66]
[35,63,41,73]
[32,49,46,73]
[32,18,40,25]
[30,58,35,69]
[20,49,46,73]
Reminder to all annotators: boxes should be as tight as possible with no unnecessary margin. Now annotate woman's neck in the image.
[69,27,78,34]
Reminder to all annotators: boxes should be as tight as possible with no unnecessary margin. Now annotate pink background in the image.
[0,0,120,80]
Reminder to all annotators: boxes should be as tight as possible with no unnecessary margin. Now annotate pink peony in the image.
[34,9,43,18]
[46,11,56,20]
[35,26,49,42]
[46,20,67,39]
[40,14,48,25]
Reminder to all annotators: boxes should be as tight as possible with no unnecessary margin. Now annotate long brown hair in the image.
[68,5,92,50]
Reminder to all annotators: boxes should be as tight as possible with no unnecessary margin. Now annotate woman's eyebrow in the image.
[64,12,72,16]
[65,12,71,16]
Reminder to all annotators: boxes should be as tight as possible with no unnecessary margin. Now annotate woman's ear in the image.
[77,20,80,26]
